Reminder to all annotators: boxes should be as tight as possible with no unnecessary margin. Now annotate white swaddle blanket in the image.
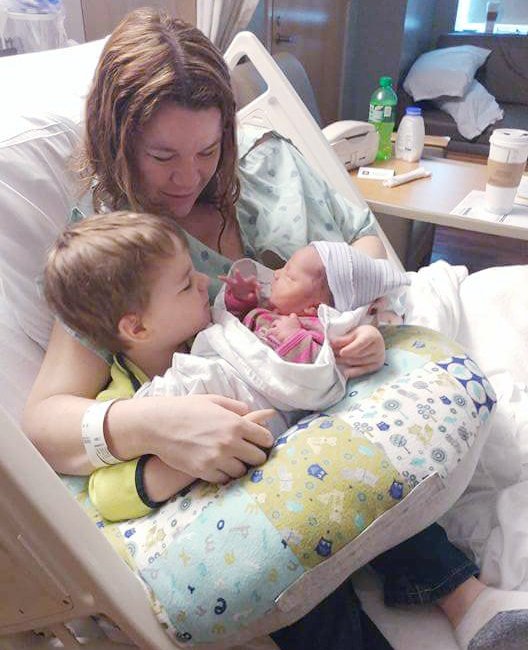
[137,260,368,435]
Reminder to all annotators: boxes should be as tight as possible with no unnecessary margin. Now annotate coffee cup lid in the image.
[489,128,528,148]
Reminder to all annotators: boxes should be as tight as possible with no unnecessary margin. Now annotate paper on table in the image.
[357,167,395,180]
[515,176,528,207]
[451,189,528,227]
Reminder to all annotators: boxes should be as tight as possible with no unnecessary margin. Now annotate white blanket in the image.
[404,262,528,593]
[138,302,355,437]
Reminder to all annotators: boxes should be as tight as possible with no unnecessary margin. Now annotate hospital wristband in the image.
[81,398,123,468]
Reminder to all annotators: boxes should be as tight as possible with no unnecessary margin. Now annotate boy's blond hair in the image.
[44,211,188,352]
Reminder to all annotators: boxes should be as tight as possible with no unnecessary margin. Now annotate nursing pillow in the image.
[64,324,495,648]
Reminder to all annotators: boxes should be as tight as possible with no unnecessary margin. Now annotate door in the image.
[269,0,348,125]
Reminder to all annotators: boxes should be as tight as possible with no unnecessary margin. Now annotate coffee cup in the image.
[485,128,528,214]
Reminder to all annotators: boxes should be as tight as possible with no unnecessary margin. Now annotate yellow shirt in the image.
[88,355,155,522]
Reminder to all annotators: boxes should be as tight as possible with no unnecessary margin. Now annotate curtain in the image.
[196,0,259,52]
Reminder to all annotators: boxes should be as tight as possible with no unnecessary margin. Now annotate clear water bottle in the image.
[368,76,398,161]
[395,106,425,162]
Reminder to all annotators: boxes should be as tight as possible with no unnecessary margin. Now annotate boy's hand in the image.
[219,269,260,302]
[331,324,385,379]
[269,314,301,342]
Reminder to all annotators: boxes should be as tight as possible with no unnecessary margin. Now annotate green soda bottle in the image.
[368,76,398,161]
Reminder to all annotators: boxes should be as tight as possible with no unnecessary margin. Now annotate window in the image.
[455,0,528,34]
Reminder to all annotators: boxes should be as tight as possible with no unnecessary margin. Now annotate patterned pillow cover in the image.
[63,325,496,647]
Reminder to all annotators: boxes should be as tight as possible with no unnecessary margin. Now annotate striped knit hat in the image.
[310,241,410,312]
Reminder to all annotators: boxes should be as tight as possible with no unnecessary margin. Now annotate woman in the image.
[22,9,527,650]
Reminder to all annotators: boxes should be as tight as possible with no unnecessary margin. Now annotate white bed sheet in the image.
[354,262,528,649]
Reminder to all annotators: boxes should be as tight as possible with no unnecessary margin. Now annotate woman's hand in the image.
[108,395,274,485]
[331,325,385,379]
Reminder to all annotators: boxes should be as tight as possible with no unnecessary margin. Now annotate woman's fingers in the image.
[239,437,271,466]
[341,361,382,379]
[205,394,251,416]
[215,457,249,481]
[332,325,384,362]
[243,408,276,425]
[206,469,231,484]
[334,337,376,359]
[333,333,372,355]
[241,413,274,450]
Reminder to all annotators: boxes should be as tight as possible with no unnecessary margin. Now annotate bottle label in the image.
[369,103,394,123]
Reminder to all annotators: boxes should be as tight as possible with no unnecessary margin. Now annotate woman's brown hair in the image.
[79,7,239,220]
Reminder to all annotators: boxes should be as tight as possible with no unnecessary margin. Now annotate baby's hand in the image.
[269,314,301,342]
[219,269,260,302]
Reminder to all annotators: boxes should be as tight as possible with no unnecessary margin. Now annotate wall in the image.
[341,0,407,121]
[399,0,436,77]
[247,0,271,48]
[340,0,458,120]
[80,0,195,42]
[62,0,84,43]
[431,0,457,46]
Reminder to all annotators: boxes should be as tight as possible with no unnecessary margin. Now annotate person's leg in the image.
[270,578,393,650]
[370,523,479,606]
[371,523,528,650]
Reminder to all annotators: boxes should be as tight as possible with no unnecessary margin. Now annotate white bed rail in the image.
[0,405,175,649]
[224,31,402,271]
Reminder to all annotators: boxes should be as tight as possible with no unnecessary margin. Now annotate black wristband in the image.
[135,454,169,509]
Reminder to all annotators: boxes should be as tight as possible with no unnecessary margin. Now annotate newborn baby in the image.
[221,241,410,363]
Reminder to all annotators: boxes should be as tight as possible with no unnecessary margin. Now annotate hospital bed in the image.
[1,29,527,650]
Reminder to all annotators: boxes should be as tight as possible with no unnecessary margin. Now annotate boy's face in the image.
[141,239,211,349]
[270,246,331,314]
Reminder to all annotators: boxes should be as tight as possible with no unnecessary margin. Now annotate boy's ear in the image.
[118,313,149,344]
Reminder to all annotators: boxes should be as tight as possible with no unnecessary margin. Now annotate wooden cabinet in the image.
[80,0,195,41]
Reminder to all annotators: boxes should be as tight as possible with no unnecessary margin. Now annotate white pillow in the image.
[0,114,81,349]
[0,297,44,424]
[0,41,105,350]
[0,38,105,123]
[403,45,491,101]
[435,80,504,140]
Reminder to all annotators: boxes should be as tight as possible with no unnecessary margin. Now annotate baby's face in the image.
[270,246,331,314]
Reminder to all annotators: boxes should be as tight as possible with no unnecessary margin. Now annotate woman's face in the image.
[135,103,223,219]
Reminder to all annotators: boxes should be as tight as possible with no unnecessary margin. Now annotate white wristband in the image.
[81,398,122,468]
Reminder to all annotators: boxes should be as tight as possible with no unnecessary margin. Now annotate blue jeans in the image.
[271,523,479,650]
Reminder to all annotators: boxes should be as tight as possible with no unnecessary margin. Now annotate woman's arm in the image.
[350,234,387,259]
[23,322,110,474]
[23,322,274,480]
